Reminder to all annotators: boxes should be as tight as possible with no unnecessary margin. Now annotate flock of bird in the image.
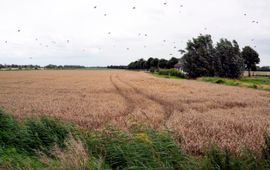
[1,1,261,60]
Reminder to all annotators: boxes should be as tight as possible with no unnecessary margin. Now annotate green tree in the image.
[159,59,168,69]
[214,39,244,78]
[137,58,146,70]
[166,57,179,69]
[181,35,215,78]
[144,57,154,70]
[150,58,160,69]
[241,46,260,77]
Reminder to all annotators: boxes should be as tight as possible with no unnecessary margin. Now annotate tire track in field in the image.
[115,75,181,124]
[110,75,135,117]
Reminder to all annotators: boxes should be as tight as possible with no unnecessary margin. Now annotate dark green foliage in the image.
[0,110,19,148]
[257,66,270,72]
[158,68,187,78]
[181,35,216,78]
[215,79,225,84]
[166,57,179,69]
[214,39,244,79]
[127,57,180,70]
[44,64,85,70]
[150,58,160,69]
[145,57,154,70]
[262,134,270,162]
[204,147,242,170]
[242,46,260,76]
[181,35,247,79]
[0,64,40,70]
[85,126,194,170]
[0,110,71,156]
[159,58,168,69]
[21,117,70,154]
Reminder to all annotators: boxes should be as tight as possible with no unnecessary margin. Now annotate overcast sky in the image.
[0,0,269,66]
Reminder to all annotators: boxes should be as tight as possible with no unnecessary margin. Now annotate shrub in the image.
[215,79,225,84]
[158,68,186,78]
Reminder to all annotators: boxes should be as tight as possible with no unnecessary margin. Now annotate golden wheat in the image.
[0,70,269,154]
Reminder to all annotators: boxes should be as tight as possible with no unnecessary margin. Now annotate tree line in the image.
[181,35,260,78]
[257,66,270,71]
[44,64,86,69]
[128,57,180,70]
[123,34,262,78]
[0,64,40,70]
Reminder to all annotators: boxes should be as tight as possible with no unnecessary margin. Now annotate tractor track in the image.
[115,75,183,125]
[110,75,135,118]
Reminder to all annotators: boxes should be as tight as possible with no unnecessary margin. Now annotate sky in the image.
[0,0,269,66]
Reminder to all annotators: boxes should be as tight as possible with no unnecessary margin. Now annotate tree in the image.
[150,58,159,69]
[137,58,146,69]
[241,46,260,76]
[159,59,168,69]
[166,57,179,69]
[181,35,215,78]
[214,39,244,78]
[144,57,154,70]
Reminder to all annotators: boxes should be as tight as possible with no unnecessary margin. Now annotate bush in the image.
[158,68,186,78]
[215,79,225,84]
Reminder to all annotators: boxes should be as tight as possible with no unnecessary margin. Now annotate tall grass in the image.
[85,125,195,169]
[1,109,270,169]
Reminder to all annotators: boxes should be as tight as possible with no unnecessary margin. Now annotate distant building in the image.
[174,59,183,71]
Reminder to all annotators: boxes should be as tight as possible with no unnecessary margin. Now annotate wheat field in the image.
[0,70,269,154]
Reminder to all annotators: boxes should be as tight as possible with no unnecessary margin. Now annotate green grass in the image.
[1,109,270,169]
[199,76,270,91]
[151,69,187,80]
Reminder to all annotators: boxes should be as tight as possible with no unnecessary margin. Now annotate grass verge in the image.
[1,109,270,169]
[199,76,270,91]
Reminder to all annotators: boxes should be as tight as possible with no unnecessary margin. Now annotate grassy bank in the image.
[1,109,270,169]
[199,76,270,91]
